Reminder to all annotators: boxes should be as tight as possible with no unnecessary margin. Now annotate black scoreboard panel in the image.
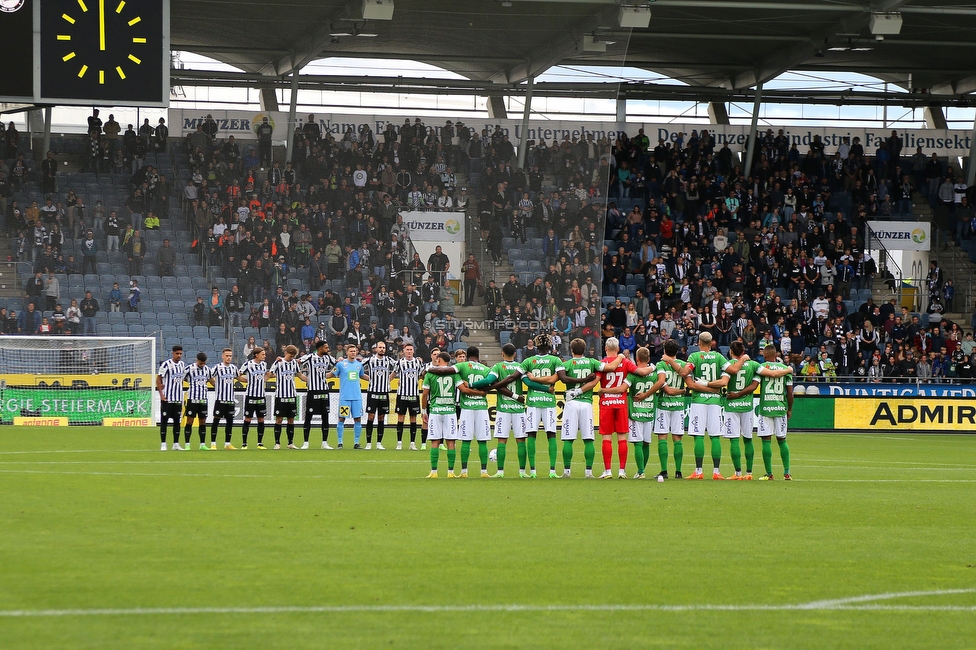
[0,0,34,101]
[0,0,168,106]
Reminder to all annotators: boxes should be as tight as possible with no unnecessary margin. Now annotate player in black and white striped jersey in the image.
[395,343,426,450]
[237,348,269,449]
[182,353,212,450]
[208,349,239,449]
[300,340,336,449]
[268,345,307,449]
[157,346,187,451]
[363,341,399,450]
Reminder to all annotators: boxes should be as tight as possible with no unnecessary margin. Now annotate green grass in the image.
[1,428,975,649]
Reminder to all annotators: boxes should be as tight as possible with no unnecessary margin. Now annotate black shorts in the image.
[213,401,236,419]
[184,400,208,419]
[395,396,421,416]
[161,401,183,422]
[305,391,330,415]
[274,397,297,418]
[244,396,267,418]
[366,393,390,415]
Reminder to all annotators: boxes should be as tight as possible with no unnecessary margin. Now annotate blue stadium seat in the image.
[108,311,123,324]
[177,326,193,338]
[156,313,173,325]
[111,324,128,335]
[208,326,224,338]
[193,326,209,338]
[123,312,140,324]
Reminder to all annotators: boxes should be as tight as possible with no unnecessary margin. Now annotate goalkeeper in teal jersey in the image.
[470,344,563,478]
[654,339,688,479]
[624,346,664,479]
[722,340,793,479]
[677,331,747,479]
[560,338,623,478]
[756,345,794,480]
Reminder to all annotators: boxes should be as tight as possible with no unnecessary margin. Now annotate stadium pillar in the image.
[285,71,299,165]
[924,106,948,130]
[967,113,976,188]
[42,107,52,156]
[516,76,534,171]
[708,101,730,125]
[487,95,507,119]
[743,82,763,178]
[616,96,627,122]
[259,87,279,112]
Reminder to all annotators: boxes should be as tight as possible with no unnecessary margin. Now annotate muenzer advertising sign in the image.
[866,220,931,251]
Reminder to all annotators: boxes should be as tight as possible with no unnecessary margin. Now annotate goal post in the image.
[0,336,157,426]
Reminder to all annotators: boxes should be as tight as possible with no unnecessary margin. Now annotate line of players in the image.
[155,329,794,481]
[420,331,794,480]
[157,339,448,452]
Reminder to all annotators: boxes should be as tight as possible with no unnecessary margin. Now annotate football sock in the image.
[224,422,233,444]
[159,423,167,443]
[274,424,282,444]
[241,421,250,446]
[674,439,683,474]
[729,438,742,472]
[286,423,294,445]
[257,421,265,445]
[377,421,385,443]
[430,445,439,470]
[642,442,650,471]
[762,438,773,475]
[583,440,595,470]
[694,436,705,471]
[710,436,722,470]
[198,425,206,444]
[496,441,507,470]
[517,440,527,470]
[777,439,791,474]
[446,446,456,471]
[478,441,488,470]
[322,423,329,443]
[658,439,669,473]
[633,443,645,475]
[336,421,344,445]
[562,441,574,470]
[602,438,613,470]
[410,421,418,443]
[183,425,192,444]
[744,438,755,473]
[353,422,362,444]
[526,434,537,470]
[366,421,374,443]
[397,421,404,442]
[617,438,628,470]
[460,441,471,469]
[303,421,312,443]
[210,421,218,443]
[421,427,428,444]
[547,434,557,471]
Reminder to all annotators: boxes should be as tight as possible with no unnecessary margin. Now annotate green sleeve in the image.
[523,377,551,392]
[470,373,497,390]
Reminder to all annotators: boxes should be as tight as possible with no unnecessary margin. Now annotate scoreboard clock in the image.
[0,0,169,106]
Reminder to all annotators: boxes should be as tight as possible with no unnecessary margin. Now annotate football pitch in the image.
[0,428,974,649]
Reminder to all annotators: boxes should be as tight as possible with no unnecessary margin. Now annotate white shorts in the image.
[758,415,788,439]
[688,403,723,437]
[525,406,557,434]
[495,412,527,440]
[427,413,457,441]
[628,419,654,444]
[561,400,595,441]
[724,410,755,439]
[654,409,685,437]
[459,409,491,442]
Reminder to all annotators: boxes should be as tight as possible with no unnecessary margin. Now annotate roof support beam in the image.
[257,8,348,76]
[708,102,730,125]
[924,107,947,130]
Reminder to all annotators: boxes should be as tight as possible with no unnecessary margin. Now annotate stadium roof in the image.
[170,0,976,97]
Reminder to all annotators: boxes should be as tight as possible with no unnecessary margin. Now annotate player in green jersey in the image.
[560,338,624,478]
[756,345,794,480]
[679,331,747,479]
[654,340,687,479]
[454,347,492,478]
[722,341,793,479]
[422,351,459,478]
[494,334,594,478]
[624,346,662,479]
[470,344,527,478]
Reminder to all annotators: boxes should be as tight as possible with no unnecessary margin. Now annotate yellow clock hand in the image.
[99,0,105,51]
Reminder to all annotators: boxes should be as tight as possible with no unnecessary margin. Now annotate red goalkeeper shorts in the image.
[599,405,629,435]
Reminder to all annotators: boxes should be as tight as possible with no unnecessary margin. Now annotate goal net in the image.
[0,336,157,426]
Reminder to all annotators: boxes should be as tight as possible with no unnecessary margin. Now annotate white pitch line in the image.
[0,590,974,618]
